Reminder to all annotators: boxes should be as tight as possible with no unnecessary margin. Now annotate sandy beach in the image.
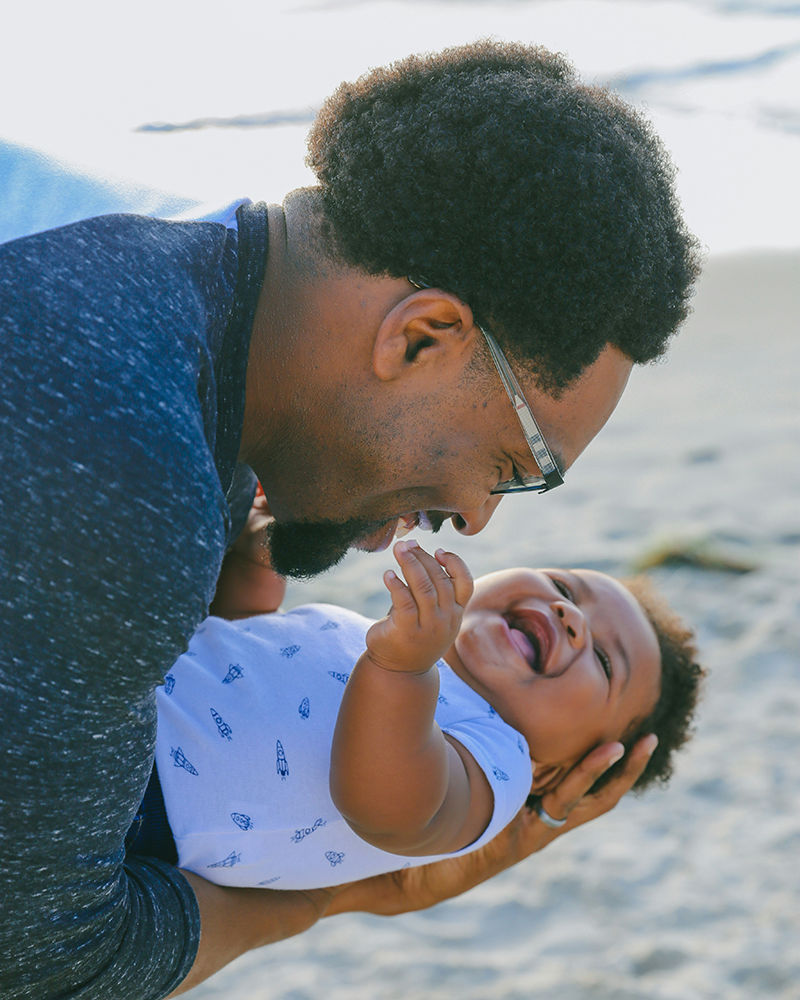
[186,249,800,1000]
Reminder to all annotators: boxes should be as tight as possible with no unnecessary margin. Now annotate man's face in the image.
[262,343,632,578]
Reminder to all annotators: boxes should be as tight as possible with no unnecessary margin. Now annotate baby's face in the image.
[444,568,661,782]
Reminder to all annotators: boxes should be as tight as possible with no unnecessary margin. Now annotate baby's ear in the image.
[529,763,563,794]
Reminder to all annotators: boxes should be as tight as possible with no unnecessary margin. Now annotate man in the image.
[0,41,699,999]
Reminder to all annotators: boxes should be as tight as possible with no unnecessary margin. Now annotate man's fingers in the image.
[588,734,657,810]
[540,735,658,829]
[549,741,625,813]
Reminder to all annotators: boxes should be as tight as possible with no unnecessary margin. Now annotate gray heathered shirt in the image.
[0,204,267,998]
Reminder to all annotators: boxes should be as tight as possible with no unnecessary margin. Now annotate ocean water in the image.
[1,0,798,253]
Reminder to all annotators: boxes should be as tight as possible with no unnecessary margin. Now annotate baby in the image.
[128,542,703,889]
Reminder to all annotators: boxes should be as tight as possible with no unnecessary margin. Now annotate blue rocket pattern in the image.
[169,746,198,775]
[290,818,326,843]
[207,850,241,868]
[156,605,531,890]
[276,740,289,779]
[210,707,232,741]
[222,663,243,684]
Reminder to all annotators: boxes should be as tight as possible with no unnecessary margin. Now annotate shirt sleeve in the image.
[0,216,240,998]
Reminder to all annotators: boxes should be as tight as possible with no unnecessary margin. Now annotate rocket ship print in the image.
[231,813,254,831]
[169,746,198,775]
[320,620,339,630]
[492,766,509,781]
[276,740,289,779]
[280,645,301,658]
[298,697,310,719]
[328,670,350,685]
[222,663,244,684]
[207,851,241,868]
[210,707,233,741]
[325,851,345,867]
[163,674,175,695]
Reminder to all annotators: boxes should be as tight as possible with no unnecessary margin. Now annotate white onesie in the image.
[155,604,532,889]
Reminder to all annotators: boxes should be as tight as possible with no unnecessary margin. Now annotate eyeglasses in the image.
[408,278,564,495]
[479,323,564,494]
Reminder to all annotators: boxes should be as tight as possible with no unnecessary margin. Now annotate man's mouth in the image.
[355,512,438,553]
[395,511,435,537]
[504,611,555,673]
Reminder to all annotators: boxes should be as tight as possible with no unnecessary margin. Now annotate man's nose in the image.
[553,602,587,648]
[450,495,504,535]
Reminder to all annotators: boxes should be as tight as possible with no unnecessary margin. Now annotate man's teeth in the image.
[394,512,434,540]
[394,514,418,539]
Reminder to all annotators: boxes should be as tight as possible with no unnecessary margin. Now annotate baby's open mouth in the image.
[504,612,553,673]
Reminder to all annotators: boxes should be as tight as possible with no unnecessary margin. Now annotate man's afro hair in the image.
[307,39,702,393]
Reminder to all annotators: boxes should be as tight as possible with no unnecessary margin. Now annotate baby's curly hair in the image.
[592,576,706,794]
[307,39,702,394]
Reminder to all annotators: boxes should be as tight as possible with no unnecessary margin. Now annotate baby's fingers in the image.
[393,541,442,611]
[434,549,473,608]
[383,568,418,617]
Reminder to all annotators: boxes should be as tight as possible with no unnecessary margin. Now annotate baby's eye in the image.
[550,577,573,601]
[595,646,612,680]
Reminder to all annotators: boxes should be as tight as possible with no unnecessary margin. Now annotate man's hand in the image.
[169,735,656,995]
[327,733,657,917]
[365,540,473,674]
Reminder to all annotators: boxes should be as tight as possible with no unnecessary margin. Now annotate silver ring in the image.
[534,800,567,829]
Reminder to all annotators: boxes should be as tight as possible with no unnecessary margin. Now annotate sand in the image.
[189,250,800,1000]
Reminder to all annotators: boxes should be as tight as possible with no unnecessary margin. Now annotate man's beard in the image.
[264,511,448,580]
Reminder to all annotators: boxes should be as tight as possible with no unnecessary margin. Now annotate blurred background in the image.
[2,2,798,998]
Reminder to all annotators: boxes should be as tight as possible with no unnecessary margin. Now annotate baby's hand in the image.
[365,540,473,674]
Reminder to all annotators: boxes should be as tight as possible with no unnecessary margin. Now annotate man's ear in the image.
[529,763,564,794]
[372,289,476,381]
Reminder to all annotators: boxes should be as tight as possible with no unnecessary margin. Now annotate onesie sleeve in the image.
[439,714,533,852]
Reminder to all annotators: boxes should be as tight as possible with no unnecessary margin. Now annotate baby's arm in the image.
[330,541,493,857]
